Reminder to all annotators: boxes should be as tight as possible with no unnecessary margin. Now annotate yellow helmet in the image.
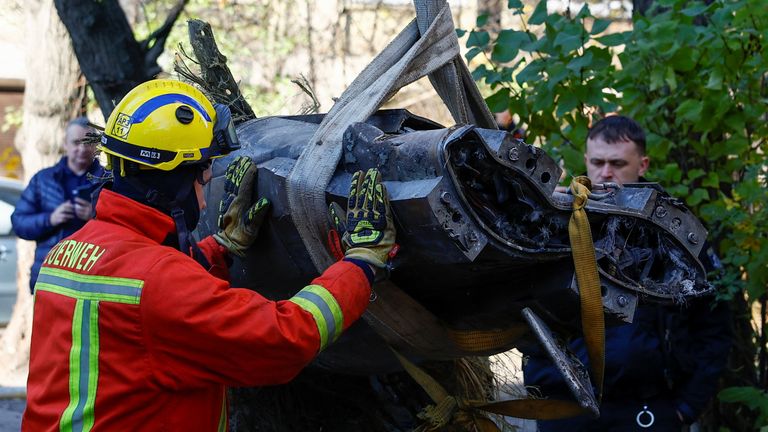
[100,79,239,171]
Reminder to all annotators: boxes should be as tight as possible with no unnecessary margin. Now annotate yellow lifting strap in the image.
[389,177,607,429]
[568,176,605,400]
[446,326,529,354]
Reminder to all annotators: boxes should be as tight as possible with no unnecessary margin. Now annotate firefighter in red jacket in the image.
[22,79,396,431]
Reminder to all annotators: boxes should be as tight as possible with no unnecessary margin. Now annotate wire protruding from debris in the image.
[291,74,321,115]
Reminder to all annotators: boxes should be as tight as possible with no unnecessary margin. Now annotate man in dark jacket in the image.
[11,117,105,292]
[524,115,732,431]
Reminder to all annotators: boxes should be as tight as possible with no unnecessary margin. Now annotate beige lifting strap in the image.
[286,0,496,272]
[392,349,591,432]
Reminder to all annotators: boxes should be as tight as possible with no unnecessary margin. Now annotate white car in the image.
[0,176,23,325]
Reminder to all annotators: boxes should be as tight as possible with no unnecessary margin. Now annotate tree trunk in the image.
[0,0,84,386]
[632,0,655,16]
[477,0,502,35]
[53,0,186,117]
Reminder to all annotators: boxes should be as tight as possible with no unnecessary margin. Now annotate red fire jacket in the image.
[22,189,371,432]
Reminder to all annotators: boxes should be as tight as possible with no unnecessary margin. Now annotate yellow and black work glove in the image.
[213,156,270,257]
[328,168,397,269]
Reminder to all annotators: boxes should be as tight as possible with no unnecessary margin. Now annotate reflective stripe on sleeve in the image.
[36,267,143,304]
[288,284,344,351]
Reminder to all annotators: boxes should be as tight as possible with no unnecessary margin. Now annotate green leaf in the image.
[485,88,511,113]
[522,35,547,52]
[467,30,490,48]
[664,66,677,91]
[556,91,579,117]
[591,19,611,35]
[516,61,543,84]
[719,387,767,407]
[666,184,689,197]
[649,68,665,91]
[547,63,569,88]
[507,0,524,8]
[532,86,555,112]
[723,136,749,157]
[553,31,583,52]
[567,51,594,71]
[705,69,724,90]
[485,69,504,86]
[508,95,529,119]
[687,168,706,181]
[597,32,628,47]
[681,3,710,16]
[471,64,488,81]
[702,172,720,188]
[675,100,703,122]
[687,188,709,206]
[456,28,467,38]
[496,30,530,50]
[529,0,548,25]
[491,44,518,63]
[492,30,530,62]
[476,13,489,28]
[560,145,585,174]
[647,134,671,160]
[724,112,745,132]
[661,163,683,183]
[670,47,698,72]
[575,4,591,19]
[466,47,483,62]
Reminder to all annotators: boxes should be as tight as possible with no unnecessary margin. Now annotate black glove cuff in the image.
[343,257,375,285]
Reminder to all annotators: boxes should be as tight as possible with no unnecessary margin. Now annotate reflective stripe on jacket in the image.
[22,188,371,432]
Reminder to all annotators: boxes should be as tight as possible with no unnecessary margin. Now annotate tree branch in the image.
[180,19,255,123]
[141,0,189,70]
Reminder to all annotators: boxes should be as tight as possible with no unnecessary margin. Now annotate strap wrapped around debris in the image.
[286,0,496,272]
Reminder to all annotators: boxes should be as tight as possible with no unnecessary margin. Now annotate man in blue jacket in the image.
[524,115,732,431]
[11,117,105,292]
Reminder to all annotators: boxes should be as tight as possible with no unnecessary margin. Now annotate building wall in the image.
[0,81,24,180]
[0,5,26,180]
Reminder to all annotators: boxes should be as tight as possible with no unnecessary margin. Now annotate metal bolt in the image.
[467,230,478,244]
[616,295,629,307]
[508,147,519,162]
[654,206,667,219]
[440,191,452,204]
[687,232,699,245]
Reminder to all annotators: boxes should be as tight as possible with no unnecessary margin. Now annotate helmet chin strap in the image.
[168,206,211,270]
[122,174,211,269]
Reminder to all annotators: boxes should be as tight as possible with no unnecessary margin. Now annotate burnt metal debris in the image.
[196,109,711,376]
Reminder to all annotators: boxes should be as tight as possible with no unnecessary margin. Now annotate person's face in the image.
[585,135,649,185]
[64,125,97,172]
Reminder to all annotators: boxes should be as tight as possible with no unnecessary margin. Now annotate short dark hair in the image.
[587,115,646,155]
[67,116,91,130]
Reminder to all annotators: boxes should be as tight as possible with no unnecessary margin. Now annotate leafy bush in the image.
[462,0,767,428]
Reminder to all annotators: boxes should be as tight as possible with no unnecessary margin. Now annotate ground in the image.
[0,398,23,431]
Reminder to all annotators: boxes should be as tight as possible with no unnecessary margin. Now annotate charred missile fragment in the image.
[196,109,711,374]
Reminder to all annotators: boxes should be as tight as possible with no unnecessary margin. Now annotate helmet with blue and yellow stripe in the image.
[100,79,239,171]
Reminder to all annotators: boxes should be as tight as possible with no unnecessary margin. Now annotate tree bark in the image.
[53,0,187,118]
[0,0,84,386]
[632,0,656,16]
[477,0,502,36]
